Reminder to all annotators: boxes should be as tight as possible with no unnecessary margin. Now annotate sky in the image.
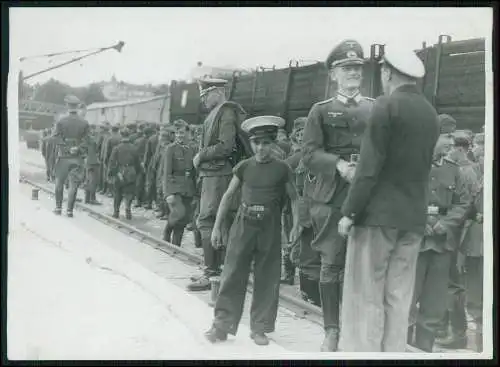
[10,7,492,87]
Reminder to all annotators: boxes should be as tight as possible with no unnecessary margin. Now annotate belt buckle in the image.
[427,205,439,215]
[350,154,360,164]
[253,205,264,212]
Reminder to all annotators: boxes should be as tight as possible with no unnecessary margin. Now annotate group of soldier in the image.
[38,38,485,353]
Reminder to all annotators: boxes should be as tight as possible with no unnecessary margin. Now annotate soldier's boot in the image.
[54,181,64,214]
[193,228,202,248]
[280,248,295,285]
[112,196,121,219]
[250,332,269,346]
[84,190,91,204]
[53,207,62,215]
[319,283,341,352]
[171,227,184,247]
[125,199,132,220]
[204,325,228,343]
[436,293,468,349]
[299,272,321,307]
[187,275,211,291]
[89,193,102,205]
[162,224,172,242]
[67,189,78,218]
[415,326,435,353]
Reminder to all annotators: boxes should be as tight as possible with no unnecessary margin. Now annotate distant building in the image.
[101,75,156,101]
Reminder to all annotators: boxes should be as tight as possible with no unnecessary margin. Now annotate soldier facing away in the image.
[300,39,375,352]
[204,115,299,347]
[51,95,91,217]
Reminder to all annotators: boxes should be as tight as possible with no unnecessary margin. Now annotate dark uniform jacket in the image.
[341,84,440,233]
[162,142,196,198]
[421,157,471,253]
[85,135,100,167]
[96,132,109,159]
[302,93,374,205]
[198,101,245,177]
[134,134,149,164]
[52,113,90,157]
[107,138,141,185]
[144,134,159,170]
[102,133,122,167]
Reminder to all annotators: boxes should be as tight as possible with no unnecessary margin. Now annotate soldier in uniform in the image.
[152,126,175,219]
[407,133,471,352]
[204,116,299,346]
[287,117,322,306]
[300,40,375,351]
[187,77,246,292]
[83,126,102,205]
[162,120,196,246]
[127,122,139,142]
[143,124,161,210]
[338,45,439,352]
[41,128,52,182]
[96,122,111,193]
[107,128,142,220]
[51,95,91,217]
[134,125,153,208]
[101,125,122,197]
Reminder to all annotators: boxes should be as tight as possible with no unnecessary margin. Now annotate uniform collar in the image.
[433,157,444,167]
[336,91,362,105]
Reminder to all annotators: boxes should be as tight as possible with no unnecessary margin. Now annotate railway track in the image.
[20,160,424,353]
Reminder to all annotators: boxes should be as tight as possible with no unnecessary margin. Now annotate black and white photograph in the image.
[6,5,494,360]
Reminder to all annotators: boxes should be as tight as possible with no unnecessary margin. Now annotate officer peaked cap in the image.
[380,44,425,79]
[325,40,365,69]
[198,77,228,97]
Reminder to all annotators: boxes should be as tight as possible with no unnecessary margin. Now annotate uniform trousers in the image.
[84,164,100,198]
[197,175,238,277]
[163,195,193,247]
[135,170,146,205]
[54,157,85,211]
[409,248,452,350]
[339,225,422,352]
[465,256,483,347]
[113,181,135,213]
[213,204,281,335]
[298,227,321,306]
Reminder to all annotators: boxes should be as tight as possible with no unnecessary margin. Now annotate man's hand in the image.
[433,221,447,235]
[424,224,434,237]
[338,216,354,237]
[289,224,302,246]
[193,153,201,169]
[211,226,223,249]
[456,251,466,274]
[336,159,357,183]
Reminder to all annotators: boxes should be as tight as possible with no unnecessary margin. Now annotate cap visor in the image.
[332,58,365,68]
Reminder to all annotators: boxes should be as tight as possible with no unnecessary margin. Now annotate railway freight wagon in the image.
[169,37,486,133]
[85,94,170,126]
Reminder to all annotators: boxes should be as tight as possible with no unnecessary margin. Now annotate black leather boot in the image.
[319,282,341,352]
[415,326,435,352]
[299,272,321,307]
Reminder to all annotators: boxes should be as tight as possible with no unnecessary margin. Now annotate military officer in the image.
[188,77,247,292]
[287,117,322,306]
[338,45,439,352]
[162,119,197,246]
[407,133,471,352]
[300,40,375,351]
[51,95,91,217]
[204,115,299,346]
[107,128,142,220]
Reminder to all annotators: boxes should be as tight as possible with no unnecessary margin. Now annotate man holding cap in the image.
[187,77,247,292]
[51,95,91,217]
[204,115,299,346]
[301,39,374,352]
[337,45,440,352]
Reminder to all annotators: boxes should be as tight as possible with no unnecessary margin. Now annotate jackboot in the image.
[89,193,101,205]
[319,282,341,352]
[84,190,91,204]
[415,326,435,352]
[299,272,321,307]
[125,205,132,220]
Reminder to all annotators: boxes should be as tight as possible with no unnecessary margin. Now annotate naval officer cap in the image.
[325,40,365,70]
[198,77,228,97]
[379,44,425,79]
[241,115,284,140]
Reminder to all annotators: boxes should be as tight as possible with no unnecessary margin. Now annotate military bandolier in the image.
[133,126,153,207]
[83,128,102,205]
[286,117,321,306]
[101,126,122,196]
[301,40,374,351]
[51,95,91,217]
[107,128,142,220]
[188,79,246,292]
[144,128,161,210]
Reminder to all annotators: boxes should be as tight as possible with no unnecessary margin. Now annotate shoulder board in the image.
[443,157,458,166]
[316,98,334,106]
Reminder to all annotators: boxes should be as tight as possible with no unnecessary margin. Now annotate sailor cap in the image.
[379,44,425,79]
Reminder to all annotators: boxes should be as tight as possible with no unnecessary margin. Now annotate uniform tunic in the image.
[409,158,471,350]
[133,133,149,203]
[84,135,100,194]
[213,157,293,335]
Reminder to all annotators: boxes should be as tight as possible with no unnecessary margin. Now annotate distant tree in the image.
[32,79,107,106]
[82,83,107,105]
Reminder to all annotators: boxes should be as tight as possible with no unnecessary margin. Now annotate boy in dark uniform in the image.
[162,120,196,246]
[204,115,299,346]
[107,128,142,220]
